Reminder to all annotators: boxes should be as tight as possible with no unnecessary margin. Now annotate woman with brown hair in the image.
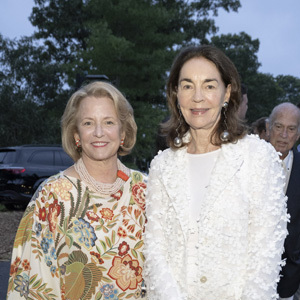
[144,45,288,300]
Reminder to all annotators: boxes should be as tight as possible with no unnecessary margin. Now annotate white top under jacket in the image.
[144,134,289,300]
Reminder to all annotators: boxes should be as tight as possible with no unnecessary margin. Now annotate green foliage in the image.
[246,73,283,123]
[1,0,300,171]
[0,35,67,146]
[123,101,168,170]
[210,32,300,124]
[211,32,260,80]
[276,75,300,105]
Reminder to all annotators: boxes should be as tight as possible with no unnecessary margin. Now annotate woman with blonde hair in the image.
[7,81,147,299]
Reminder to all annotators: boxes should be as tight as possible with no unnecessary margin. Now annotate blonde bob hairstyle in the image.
[61,81,137,162]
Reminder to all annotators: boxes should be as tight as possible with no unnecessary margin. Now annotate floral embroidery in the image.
[108,254,143,291]
[45,255,52,267]
[52,178,72,201]
[40,237,50,254]
[14,275,29,298]
[50,265,59,277]
[86,210,100,222]
[7,169,147,300]
[72,218,97,250]
[21,259,31,271]
[50,247,57,259]
[118,241,130,256]
[117,226,127,238]
[35,222,42,237]
[100,207,114,220]
[90,251,104,264]
[100,284,119,300]
[131,182,146,212]
[112,190,123,200]
[39,207,47,221]
[47,199,61,233]
[10,257,21,276]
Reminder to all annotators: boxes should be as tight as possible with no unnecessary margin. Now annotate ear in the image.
[225,84,231,102]
[120,130,125,141]
[74,132,80,143]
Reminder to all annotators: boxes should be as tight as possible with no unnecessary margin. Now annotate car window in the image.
[28,150,54,165]
[0,150,16,163]
[56,151,73,166]
[54,151,63,165]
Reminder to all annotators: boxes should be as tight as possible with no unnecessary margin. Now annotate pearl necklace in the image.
[74,158,130,196]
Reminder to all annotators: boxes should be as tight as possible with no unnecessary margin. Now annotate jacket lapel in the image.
[206,141,244,206]
[160,148,190,241]
[159,141,244,242]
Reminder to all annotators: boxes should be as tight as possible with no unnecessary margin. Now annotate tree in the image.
[29,0,242,97]
[0,34,67,146]
[211,32,260,80]
[246,73,282,123]
[276,75,300,105]
[25,0,242,170]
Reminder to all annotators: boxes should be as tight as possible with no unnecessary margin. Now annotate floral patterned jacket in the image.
[144,134,289,300]
[7,168,147,300]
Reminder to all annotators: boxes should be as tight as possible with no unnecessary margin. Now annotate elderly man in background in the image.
[267,102,300,300]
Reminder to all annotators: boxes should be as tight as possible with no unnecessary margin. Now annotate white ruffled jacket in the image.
[144,134,289,300]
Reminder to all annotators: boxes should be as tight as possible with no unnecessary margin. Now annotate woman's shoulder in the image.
[129,168,148,182]
[39,172,66,187]
[237,134,277,155]
[235,134,282,167]
[151,147,184,165]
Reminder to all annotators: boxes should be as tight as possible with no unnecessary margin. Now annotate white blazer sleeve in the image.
[242,142,289,299]
[144,155,184,300]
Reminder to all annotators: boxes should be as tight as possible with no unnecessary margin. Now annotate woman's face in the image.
[177,57,231,136]
[74,96,124,164]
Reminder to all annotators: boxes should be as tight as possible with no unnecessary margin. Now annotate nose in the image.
[280,128,288,138]
[94,124,103,137]
[193,87,203,103]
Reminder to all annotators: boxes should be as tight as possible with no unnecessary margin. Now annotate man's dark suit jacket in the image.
[278,149,300,297]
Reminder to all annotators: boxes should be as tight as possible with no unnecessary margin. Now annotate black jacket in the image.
[278,149,300,297]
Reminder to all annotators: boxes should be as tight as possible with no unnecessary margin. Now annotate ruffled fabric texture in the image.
[144,134,289,300]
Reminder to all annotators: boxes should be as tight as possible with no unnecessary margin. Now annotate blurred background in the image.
[1,0,300,172]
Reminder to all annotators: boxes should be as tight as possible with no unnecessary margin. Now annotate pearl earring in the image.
[174,105,183,148]
[220,102,230,142]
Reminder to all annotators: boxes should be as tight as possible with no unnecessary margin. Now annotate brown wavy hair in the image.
[162,45,248,149]
[61,81,137,161]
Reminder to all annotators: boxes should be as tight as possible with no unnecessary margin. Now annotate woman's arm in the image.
[242,142,289,299]
[6,181,62,299]
[144,156,184,300]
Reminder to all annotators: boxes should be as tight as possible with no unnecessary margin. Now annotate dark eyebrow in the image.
[204,78,219,84]
[179,78,193,84]
[178,78,219,84]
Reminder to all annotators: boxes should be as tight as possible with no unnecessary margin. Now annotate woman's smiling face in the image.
[74,96,124,164]
[177,56,231,136]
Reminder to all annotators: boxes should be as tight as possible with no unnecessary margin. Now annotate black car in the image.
[0,145,73,209]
